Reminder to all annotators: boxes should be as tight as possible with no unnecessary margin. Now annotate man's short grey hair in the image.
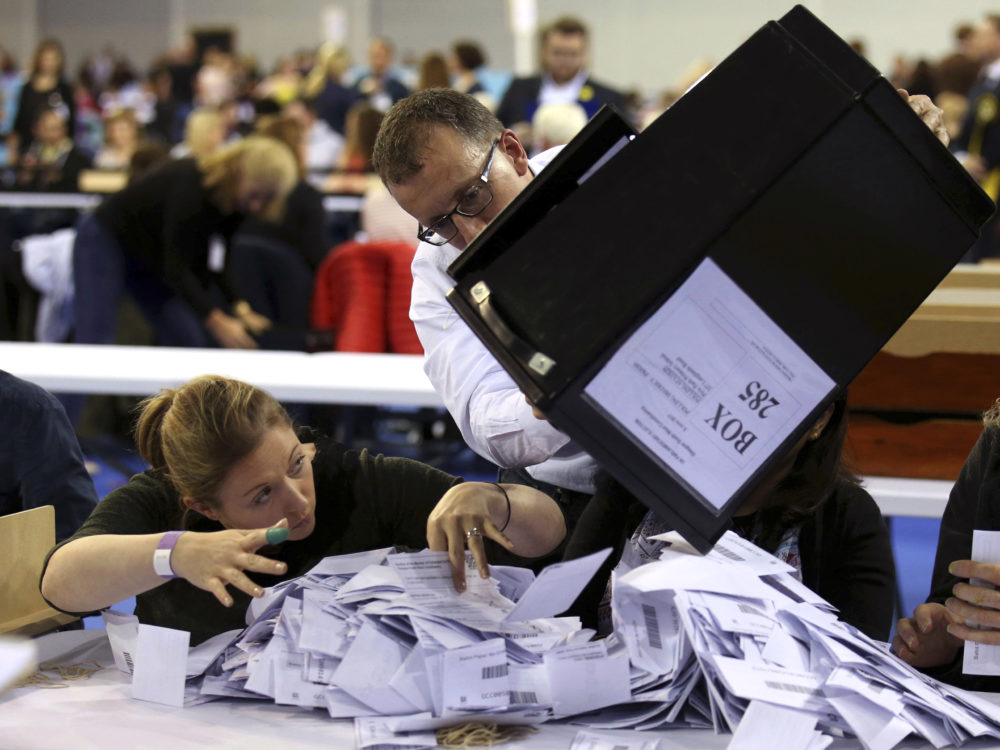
[373,89,502,185]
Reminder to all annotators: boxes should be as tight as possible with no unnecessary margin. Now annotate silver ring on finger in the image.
[466,526,482,540]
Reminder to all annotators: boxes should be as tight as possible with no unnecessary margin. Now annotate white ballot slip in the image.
[964,529,1000,676]
[439,638,510,713]
[726,700,820,750]
[584,258,835,510]
[544,641,631,717]
[131,624,190,707]
[185,628,241,677]
[102,609,139,675]
[505,547,611,622]
[569,728,661,750]
[331,621,416,715]
[355,716,437,750]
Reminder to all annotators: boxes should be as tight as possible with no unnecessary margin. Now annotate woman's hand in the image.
[169,520,290,607]
[233,300,273,335]
[426,483,515,592]
[898,88,949,146]
[941,559,1000,644]
[892,602,963,668]
[206,308,258,349]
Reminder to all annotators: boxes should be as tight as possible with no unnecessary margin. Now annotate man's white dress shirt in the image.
[409,147,598,493]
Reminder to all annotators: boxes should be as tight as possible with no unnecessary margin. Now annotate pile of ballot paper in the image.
[107,532,1000,749]
[593,530,1000,748]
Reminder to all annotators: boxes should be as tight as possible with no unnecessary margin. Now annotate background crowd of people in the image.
[3,12,1000,352]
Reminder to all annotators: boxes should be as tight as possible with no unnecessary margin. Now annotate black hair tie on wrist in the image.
[493,483,511,532]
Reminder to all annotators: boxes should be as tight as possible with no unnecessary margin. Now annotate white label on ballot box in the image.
[584,258,835,510]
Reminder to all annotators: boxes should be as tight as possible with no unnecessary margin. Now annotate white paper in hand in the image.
[964,529,1000,676]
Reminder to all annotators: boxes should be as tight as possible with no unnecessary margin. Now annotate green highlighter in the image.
[265,526,290,545]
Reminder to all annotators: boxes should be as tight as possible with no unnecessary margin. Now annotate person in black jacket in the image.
[39,375,565,645]
[894,403,1000,690]
[14,107,91,194]
[562,393,897,641]
[71,135,297,354]
[6,38,74,163]
[227,113,329,350]
[496,17,626,138]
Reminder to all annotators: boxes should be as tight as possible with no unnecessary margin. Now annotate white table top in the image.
[0,191,362,213]
[4,630,1000,750]
[0,343,961,519]
[0,342,443,407]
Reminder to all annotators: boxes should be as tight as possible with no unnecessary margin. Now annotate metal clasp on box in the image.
[470,281,557,377]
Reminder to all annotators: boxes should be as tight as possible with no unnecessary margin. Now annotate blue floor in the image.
[891,516,942,634]
[79,431,941,636]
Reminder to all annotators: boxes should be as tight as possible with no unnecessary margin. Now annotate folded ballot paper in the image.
[101,537,1000,749]
[587,530,1000,749]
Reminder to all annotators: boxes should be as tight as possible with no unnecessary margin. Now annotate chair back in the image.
[311,240,422,353]
[0,506,77,635]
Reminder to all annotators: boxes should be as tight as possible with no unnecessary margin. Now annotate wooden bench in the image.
[847,277,1000,481]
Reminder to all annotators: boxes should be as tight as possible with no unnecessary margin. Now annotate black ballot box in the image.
[445,4,995,552]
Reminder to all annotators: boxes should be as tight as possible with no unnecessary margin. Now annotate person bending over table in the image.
[71,135,297,355]
[40,375,565,645]
[893,401,1000,690]
[561,393,897,642]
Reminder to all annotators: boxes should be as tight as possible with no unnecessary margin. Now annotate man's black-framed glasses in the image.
[417,138,500,246]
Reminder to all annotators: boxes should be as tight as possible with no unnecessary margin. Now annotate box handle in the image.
[469,281,556,376]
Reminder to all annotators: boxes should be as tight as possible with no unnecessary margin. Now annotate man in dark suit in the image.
[952,14,1000,259]
[496,17,626,138]
[353,37,411,113]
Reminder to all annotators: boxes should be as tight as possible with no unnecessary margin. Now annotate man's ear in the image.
[182,495,219,521]
[499,128,531,176]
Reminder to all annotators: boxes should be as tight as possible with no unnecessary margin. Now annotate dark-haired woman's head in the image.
[740,393,853,551]
[31,38,65,78]
[451,41,486,72]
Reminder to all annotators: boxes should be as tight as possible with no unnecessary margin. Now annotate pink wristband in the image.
[153,531,185,579]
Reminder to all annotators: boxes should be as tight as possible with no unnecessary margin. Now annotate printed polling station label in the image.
[584,258,834,510]
[440,638,510,712]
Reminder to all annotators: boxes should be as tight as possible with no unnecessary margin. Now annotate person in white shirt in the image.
[285,98,344,173]
[372,89,598,550]
[370,88,949,554]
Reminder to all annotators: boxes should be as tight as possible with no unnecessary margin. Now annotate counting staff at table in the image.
[895,398,1000,691]
[40,375,565,644]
